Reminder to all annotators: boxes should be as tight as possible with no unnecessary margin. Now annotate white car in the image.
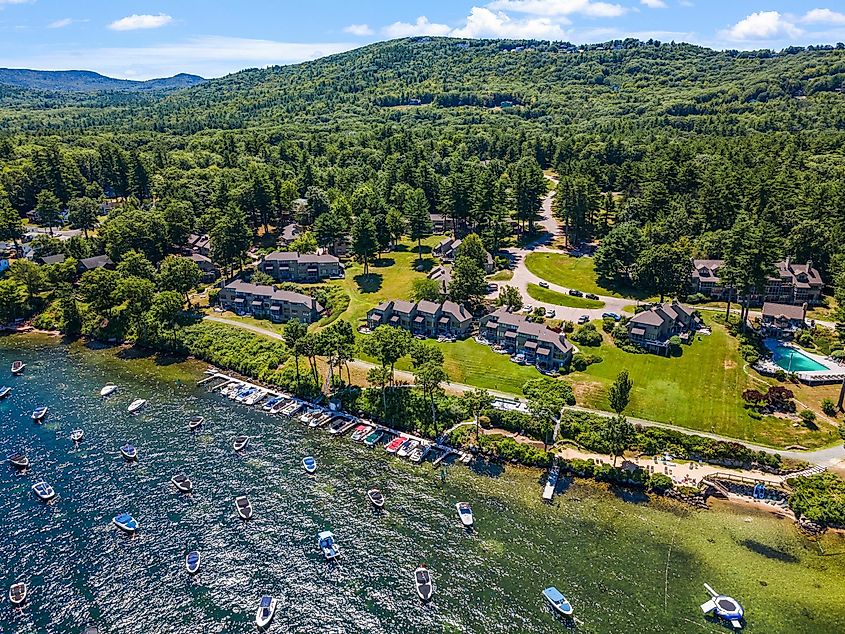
[547,309,556,318]
[578,315,589,324]
[523,304,533,312]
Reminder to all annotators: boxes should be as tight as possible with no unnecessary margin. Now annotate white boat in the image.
[366,488,385,509]
[409,446,425,463]
[120,443,138,461]
[112,512,139,533]
[281,401,303,416]
[415,565,434,602]
[263,396,284,412]
[244,389,267,406]
[255,595,277,629]
[171,473,193,493]
[8,453,29,469]
[221,382,242,397]
[299,408,321,424]
[328,416,348,434]
[70,429,84,443]
[31,406,48,422]
[455,502,474,528]
[0,386,11,398]
[32,481,56,501]
[235,387,255,403]
[9,582,27,607]
[543,586,574,617]
[397,439,418,458]
[309,412,332,428]
[351,424,373,442]
[363,430,384,447]
[185,551,201,575]
[100,384,117,397]
[270,398,289,414]
[11,360,26,375]
[233,435,249,452]
[302,456,317,474]
[127,399,147,414]
[701,583,744,629]
[235,496,253,520]
[317,530,339,560]
[188,415,204,431]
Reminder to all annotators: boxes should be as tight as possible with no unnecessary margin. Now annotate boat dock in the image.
[542,464,559,501]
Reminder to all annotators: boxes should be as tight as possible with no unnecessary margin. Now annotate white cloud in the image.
[802,8,845,25]
[640,0,668,9]
[108,13,173,31]
[451,7,568,39]
[486,0,628,19]
[48,18,86,29]
[382,16,451,38]
[0,0,35,4]
[723,11,802,41]
[343,23,373,36]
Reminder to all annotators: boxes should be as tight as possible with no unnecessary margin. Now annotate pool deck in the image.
[758,340,845,384]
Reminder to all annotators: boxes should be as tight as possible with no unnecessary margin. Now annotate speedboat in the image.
[233,435,250,452]
[455,502,474,528]
[171,473,193,493]
[225,383,244,399]
[31,406,48,422]
[235,496,253,520]
[120,443,138,461]
[127,399,147,414]
[397,439,418,458]
[309,412,331,428]
[71,429,84,443]
[351,425,372,442]
[364,430,384,447]
[415,565,434,602]
[270,398,289,414]
[0,386,11,398]
[9,582,27,607]
[100,384,117,397]
[8,453,29,470]
[281,400,303,416]
[32,481,56,501]
[385,436,406,454]
[255,595,277,629]
[11,360,26,375]
[317,530,339,560]
[185,551,201,575]
[188,415,204,431]
[543,586,574,617]
[409,446,425,463]
[235,387,255,403]
[263,396,284,412]
[701,583,744,629]
[328,417,348,434]
[112,512,139,533]
[244,389,267,406]
[299,408,321,424]
[302,456,317,474]
[367,488,385,509]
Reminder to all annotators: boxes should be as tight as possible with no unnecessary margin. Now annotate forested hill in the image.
[0,68,205,92]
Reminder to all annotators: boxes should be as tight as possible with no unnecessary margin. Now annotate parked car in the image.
[547,309,556,318]
[578,315,589,324]
[487,283,499,292]
[523,304,533,312]
[539,281,550,289]
[585,293,599,300]
[602,312,622,322]
[568,289,584,297]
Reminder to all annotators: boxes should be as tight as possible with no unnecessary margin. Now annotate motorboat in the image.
[235,496,253,520]
[366,488,385,509]
[9,582,27,607]
[363,430,384,447]
[223,383,244,398]
[233,435,250,452]
[83,627,100,634]
[244,389,267,406]
[543,586,574,617]
[409,446,425,463]
[31,406,48,422]
[328,416,348,434]
[120,443,138,461]
[281,400,303,416]
[188,415,204,431]
[112,512,139,533]
[185,550,201,575]
[0,386,11,398]
[385,436,406,454]
[350,425,372,442]
[309,412,332,428]
[299,408,321,424]
[302,456,317,474]
[262,396,284,412]
[397,439,418,458]
[701,583,744,629]
[171,473,193,493]
[11,360,26,375]
[8,453,29,470]
[70,429,84,443]
[317,530,339,560]
[414,565,434,602]
[127,399,147,414]
[31,481,56,501]
[100,384,117,397]
[455,502,474,528]
[270,398,289,414]
[255,595,277,629]
[235,387,255,403]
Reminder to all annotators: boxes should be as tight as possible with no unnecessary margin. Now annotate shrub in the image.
[799,409,817,426]
[821,398,837,417]
[773,369,787,381]
[647,473,674,492]
[570,323,602,347]
[685,292,708,304]
[571,353,588,371]
[787,473,845,525]
[832,350,845,361]
[562,320,574,333]
[602,317,615,333]
[207,287,220,304]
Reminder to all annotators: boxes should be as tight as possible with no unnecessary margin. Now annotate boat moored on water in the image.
[364,430,384,447]
[543,586,574,617]
[8,453,29,470]
[233,435,250,452]
[262,395,284,411]
[269,398,289,414]
[414,565,434,602]
[188,415,204,431]
[31,406,48,422]
[70,429,84,443]
[281,400,303,416]
[255,595,277,628]
[11,360,26,375]
[309,412,332,428]
[235,496,253,520]
[32,481,56,501]
[397,439,418,458]
[409,446,425,463]
[302,456,317,474]
[317,530,339,560]
[0,386,11,398]
[456,502,474,528]
[171,473,193,493]
[385,436,406,454]
[367,488,385,509]
[185,551,201,575]
[244,389,267,406]
[112,512,139,533]
[701,583,744,629]
[9,582,27,607]
[100,384,117,397]
[120,443,138,461]
[351,424,372,442]
[328,416,348,434]
[235,387,255,403]
[127,399,147,414]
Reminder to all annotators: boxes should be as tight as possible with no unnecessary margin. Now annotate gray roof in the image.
[38,254,66,266]
[263,251,339,264]
[223,280,322,311]
[762,302,805,321]
[79,254,113,270]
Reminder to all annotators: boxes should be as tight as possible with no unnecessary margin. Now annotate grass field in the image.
[487,269,514,282]
[526,283,605,309]
[525,252,653,300]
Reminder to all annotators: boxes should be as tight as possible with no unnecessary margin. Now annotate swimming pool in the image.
[764,338,830,373]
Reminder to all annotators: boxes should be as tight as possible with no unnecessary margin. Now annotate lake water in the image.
[1,335,844,633]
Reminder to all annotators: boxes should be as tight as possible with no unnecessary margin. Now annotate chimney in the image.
[785,255,791,270]
[802,302,807,323]
[807,259,813,273]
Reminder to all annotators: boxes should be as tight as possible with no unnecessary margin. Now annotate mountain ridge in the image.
[0,68,206,92]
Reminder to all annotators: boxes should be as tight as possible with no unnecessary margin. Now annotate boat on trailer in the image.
[8,453,29,470]
[171,473,193,493]
[31,406,48,422]
[543,586,574,617]
[364,430,384,447]
[32,481,56,501]
[415,565,434,602]
[185,550,201,575]
[455,502,474,528]
[11,360,26,375]
[302,456,317,474]
[701,583,744,629]
[235,496,253,520]
[255,595,277,628]
[233,435,250,452]
[367,488,385,509]
[127,399,147,414]
[100,384,117,397]
[120,443,138,461]
[112,512,139,533]
[317,530,340,560]
[71,429,84,443]
[0,386,11,399]
[9,582,27,607]
[188,415,204,431]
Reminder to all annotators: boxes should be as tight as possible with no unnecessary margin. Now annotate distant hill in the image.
[0,68,205,92]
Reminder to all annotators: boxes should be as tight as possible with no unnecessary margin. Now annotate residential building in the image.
[259,251,342,282]
[626,301,699,354]
[479,307,574,371]
[187,233,212,257]
[429,213,454,234]
[366,299,472,338]
[78,255,114,272]
[691,258,823,305]
[428,265,452,295]
[760,302,807,334]
[278,223,301,246]
[37,254,66,266]
[218,280,323,324]
[187,253,219,282]
[434,237,495,273]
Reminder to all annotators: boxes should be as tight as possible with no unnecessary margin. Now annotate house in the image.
[218,280,323,324]
[187,233,212,257]
[37,254,66,266]
[761,302,807,334]
[428,265,452,295]
[187,253,219,282]
[626,301,698,354]
[434,237,495,273]
[366,299,472,339]
[429,213,455,234]
[278,223,301,246]
[258,251,342,282]
[78,255,114,272]
[479,307,574,372]
[691,258,823,305]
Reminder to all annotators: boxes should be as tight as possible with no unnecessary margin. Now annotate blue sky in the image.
[0,1,843,79]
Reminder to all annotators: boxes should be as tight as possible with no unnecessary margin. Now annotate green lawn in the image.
[526,283,605,309]
[487,269,514,282]
[525,252,653,300]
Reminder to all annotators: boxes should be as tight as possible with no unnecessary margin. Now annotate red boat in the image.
[384,436,407,454]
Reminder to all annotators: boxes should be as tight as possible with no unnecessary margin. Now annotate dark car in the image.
[568,289,584,297]
[585,293,599,300]
[602,312,622,322]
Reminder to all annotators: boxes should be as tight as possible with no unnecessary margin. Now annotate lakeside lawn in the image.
[525,252,653,300]
[526,283,605,309]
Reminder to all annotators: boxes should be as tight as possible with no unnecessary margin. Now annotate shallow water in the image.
[1,336,844,633]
